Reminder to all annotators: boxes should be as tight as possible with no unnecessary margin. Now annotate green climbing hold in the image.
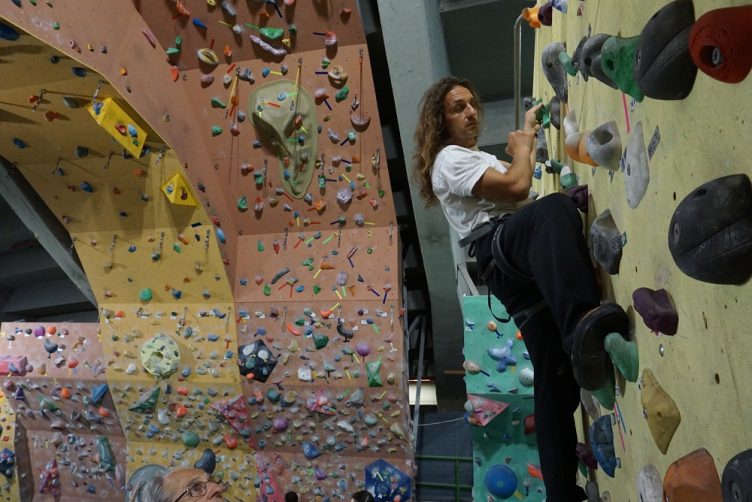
[211,97,227,109]
[591,372,616,410]
[366,357,383,387]
[558,51,578,76]
[211,125,223,137]
[129,387,160,414]
[175,35,182,46]
[604,332,639,382]
[96,436,116,472]
[335,86,350,103]
[313,285,321,295]
[601,35,645,102]
[52,22,60,30]
[182,431,200,448]
[237,196,248,211]
[244,23,284,40]
[257,240,265,252]
[263,284,271,296]
[139,288,153,302]
[378,189,385,198]
[313,333,329,350]
[173,243,182,253]
[321,57,330,68]
[39,397,60,412]
[288,24,297,36]
[166,47,180,56]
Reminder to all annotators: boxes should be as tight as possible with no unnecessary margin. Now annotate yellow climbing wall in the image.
[532,0,752,499]
[0,0,412,500]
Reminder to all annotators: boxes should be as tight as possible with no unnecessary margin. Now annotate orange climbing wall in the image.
[531,0,752,500]
[0,0,411,500]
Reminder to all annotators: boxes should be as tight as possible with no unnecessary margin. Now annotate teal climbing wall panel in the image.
[463,296,545,501]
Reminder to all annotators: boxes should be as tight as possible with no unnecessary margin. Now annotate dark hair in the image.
[413,76,483,205]
[285,492,299,502]
[350,490,375,502]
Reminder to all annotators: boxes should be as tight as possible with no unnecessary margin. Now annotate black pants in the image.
[475,193,600,502]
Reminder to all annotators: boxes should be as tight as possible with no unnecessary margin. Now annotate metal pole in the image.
[513,15,524,130]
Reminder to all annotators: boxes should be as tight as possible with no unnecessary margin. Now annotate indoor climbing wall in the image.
[0,0,411,500]
[462,297,544,501]
[529,0,752,500]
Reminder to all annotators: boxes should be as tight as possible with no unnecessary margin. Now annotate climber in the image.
[413,76,630,501]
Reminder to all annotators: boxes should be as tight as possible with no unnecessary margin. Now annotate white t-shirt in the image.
[431,145,529,239]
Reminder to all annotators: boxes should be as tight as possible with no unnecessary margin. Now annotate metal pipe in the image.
[514,14,524,130]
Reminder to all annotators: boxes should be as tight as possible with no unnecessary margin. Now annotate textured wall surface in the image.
[532,0,752,500]
[0,1,412,500]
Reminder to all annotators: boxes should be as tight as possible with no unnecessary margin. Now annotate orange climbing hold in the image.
[170,65,180,82]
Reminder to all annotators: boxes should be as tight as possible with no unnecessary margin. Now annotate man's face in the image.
[443,85,480,148]
[165,468,225,501]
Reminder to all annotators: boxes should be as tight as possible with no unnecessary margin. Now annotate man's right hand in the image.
[506,129,535,158]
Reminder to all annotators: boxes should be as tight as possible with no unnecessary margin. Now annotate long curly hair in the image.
[413,76,482,205]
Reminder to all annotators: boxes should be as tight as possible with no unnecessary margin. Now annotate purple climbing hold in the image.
[632,287,678,335]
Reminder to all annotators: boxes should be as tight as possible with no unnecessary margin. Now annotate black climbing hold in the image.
[668,174,752,284]
[548,96,561,129]
[194,448,217,475]
[635,0,697,100]
[723,449,752,502]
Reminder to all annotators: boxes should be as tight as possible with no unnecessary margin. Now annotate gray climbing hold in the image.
[586,121,622,171]
[624,122,650,209]
[591,209,623,274]
[541,42,569,102]
[580,34,618,88]
[638,464,663,502]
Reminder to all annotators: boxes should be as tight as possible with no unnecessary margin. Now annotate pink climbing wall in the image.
[0,0,412,500]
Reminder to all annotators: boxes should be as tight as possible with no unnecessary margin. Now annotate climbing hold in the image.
[548,95,562,129]
[519,367,534,387]
[632,287,678,335]
[559,165,577,190]
[636,0,697,100]
[484,464,517,498]
[590,209,623,275]
[566,184,588,213]
[638,464,664,502]
[129,387,160,413]
[624,122,650,209]
[563,110,585,163]
[722,449,752,502]
[302,441,321,459]
[335,86,350,103]
[664,448,722,502]
[580,34,618,88]
[541,42,568,102]
[586,121,622,171]
[668,174,752,284]
[238,340,278,382]
[366,357,383,387]
[589,415,617,477]
[139,287,153,302]
[522,4,543,29]
[0,22,19,41]
[604,332,639,382]
[641,368,681,454]
[488,340,517,372]
[182,431,200,448]
[601,35,645,101]
[140,334,181,378]
[690,6,752,84]
[197,48,219,66]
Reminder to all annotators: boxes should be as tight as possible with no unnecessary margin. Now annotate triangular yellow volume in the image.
[161,172,197,206]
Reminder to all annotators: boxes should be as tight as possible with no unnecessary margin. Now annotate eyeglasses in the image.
[173,478,228,502]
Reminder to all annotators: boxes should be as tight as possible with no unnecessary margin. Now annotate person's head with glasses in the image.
[129,467,227,502]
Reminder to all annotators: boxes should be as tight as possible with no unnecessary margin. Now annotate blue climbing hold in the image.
[74,146,89,158]
[90,384,109,406]
[80,181,94,193]
[302,441,321,459]
[215,227,226,243]
[589,415,617,477]
[192,18,207,29]
[71,67,87,77]
[0,22,20,41]
[484,464,518,499]
[12,138,26,149]
[127,124,138,137]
